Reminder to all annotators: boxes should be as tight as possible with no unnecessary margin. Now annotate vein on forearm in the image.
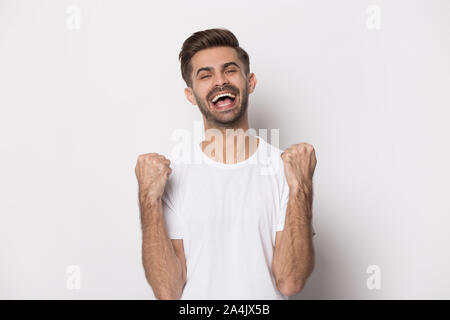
[141,203,184,298]
[273,188,315,284]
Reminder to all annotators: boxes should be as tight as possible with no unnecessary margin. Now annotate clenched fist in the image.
[135,153,172,207]
[281,143,317,194]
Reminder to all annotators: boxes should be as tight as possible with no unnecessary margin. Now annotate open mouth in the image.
[210,92,237,111]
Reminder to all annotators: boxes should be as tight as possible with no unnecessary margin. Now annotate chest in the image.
[178,168,281,237]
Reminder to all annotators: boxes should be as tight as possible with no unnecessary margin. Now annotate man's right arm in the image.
[140,198,186,300]
[135,153,186,300]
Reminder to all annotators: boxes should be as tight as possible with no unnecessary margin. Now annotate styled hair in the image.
[178,28,250,87]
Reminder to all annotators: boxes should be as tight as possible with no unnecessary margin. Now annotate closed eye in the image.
[200,70,236,79]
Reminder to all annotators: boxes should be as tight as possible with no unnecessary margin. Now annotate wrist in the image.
[146,195,162,206]
[288,186,313,219]
[139,188,161,205]
[140,196,162,211]
[140,198,163,231]
[288,184,312,197]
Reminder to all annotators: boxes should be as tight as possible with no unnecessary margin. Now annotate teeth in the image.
[211,92,236,103]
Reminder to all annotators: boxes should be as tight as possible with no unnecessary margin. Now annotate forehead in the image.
[191,46,240,71]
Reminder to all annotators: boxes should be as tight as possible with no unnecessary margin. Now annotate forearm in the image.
[140,198,185,299]
[272,188,315,294]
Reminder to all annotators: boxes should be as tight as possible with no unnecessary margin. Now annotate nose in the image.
[212,71,229,87]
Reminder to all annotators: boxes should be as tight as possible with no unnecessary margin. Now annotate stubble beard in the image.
[193,83,249,128]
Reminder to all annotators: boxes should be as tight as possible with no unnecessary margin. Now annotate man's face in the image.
[185,46,256,126]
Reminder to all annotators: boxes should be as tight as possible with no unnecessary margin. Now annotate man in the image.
[135,28,317,300]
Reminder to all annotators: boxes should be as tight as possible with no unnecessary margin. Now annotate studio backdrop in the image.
[0,0,449,299]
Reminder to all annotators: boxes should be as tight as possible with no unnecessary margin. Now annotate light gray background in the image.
[1,0,449,299]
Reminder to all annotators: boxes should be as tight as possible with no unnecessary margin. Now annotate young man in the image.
[135,28,317,300]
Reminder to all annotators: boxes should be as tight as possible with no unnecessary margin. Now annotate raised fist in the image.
[135,153,172,206]
[281,143,317,193]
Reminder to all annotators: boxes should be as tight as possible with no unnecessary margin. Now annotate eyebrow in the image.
[195,62,241,77]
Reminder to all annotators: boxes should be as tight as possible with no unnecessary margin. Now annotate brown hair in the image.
[179,28,250,88]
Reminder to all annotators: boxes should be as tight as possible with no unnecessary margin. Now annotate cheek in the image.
[233,77,246,91]
[193,85,208,101]
[197,84,211,99]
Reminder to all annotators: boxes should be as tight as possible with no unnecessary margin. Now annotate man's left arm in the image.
[272,142,317,297]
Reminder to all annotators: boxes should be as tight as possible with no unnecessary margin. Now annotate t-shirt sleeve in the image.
[161,168,185,239]
[275,163,316,236]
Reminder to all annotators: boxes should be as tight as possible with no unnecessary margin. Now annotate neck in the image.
[200,113,259,164]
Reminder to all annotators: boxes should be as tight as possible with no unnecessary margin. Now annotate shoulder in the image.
[163,155,190,190]
[257,137,286,178]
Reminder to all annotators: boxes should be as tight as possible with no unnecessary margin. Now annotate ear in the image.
[184,87,197,106]
[247,73,257,94]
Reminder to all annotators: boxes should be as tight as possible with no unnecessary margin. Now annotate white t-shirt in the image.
[161,135,315,300]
